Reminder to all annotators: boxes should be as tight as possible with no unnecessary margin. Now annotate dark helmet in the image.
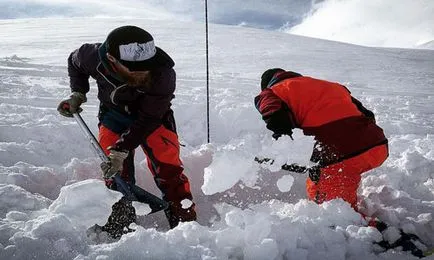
[260,68,285,90]
[98,25,174,74]
[261,68,304,90]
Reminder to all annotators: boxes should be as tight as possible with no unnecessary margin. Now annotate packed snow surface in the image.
[0,16,433,260]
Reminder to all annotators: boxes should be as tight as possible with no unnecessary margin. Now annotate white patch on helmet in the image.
[119,41,156,62]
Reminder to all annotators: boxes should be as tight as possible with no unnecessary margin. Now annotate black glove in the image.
[264,108,294,140]
[57,92,86,117]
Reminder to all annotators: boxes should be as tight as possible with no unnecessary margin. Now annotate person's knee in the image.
[306,166,359,208]
[146,126,182,165]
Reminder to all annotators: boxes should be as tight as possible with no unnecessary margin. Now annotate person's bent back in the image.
[255,68,388,209]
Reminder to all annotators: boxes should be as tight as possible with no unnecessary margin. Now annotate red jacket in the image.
[255,72,387,166]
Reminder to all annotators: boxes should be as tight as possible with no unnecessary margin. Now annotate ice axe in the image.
[72,112,168,213]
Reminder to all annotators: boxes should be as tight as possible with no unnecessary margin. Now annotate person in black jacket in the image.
[57,26,196,236]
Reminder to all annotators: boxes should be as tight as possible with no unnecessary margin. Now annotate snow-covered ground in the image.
[0,15,433,260]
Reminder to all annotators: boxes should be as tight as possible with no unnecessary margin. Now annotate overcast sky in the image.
[1,0,433,49]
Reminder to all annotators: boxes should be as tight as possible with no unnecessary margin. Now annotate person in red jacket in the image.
[255,68,388,210]
[57,26,196,236]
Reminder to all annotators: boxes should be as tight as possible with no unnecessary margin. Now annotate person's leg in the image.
[98,124,135,187]
[306,144,388,209]
[141,125,196,228]
[98,124,136,238]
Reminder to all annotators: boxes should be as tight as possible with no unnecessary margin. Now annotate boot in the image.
[372,220,425,258]
[101,197,137,239]
[164,201,197,229]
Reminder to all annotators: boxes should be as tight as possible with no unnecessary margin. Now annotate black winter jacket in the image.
[68,43,177,150]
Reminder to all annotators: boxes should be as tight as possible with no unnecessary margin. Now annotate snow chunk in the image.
[346,225,383,243]
[49,179,122,229]
[181,199,193,209]
[0,184,51,218]
[276,175,294,192]
[6,213,88,260]
[382,226,401,244]
[6,211,28,221]
[132,201,151,216]
[244,238,278,260]
[202,149,259,195]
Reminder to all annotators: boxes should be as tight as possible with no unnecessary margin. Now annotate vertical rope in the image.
[205,0,210,143]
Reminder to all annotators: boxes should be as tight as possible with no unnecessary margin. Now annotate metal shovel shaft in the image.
[73,113,109,163]
[72,112,168,212]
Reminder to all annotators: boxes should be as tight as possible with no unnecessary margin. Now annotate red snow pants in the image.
[306,144,388,209]
[98,125,193,204]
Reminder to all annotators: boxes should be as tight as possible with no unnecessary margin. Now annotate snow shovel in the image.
[254,156,309,173]
[254,156,320,182]
[72,112,168,213]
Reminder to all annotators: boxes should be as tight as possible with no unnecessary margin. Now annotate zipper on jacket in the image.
[97,62,118,90]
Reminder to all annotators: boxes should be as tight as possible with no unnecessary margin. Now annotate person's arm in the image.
[254,89,296,139]
[58,44,97,117]
[67,43,98,94]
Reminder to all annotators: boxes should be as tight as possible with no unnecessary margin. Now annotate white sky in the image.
[288,0,434,49]
[1,0,433,49]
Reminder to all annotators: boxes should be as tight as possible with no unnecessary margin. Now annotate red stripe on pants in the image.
[143,125,192,203]
[306,144,388,209]
[98,125,134,185]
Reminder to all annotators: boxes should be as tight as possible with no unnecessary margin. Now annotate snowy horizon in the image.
[1,0,433,50]
[0,14,433,260]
